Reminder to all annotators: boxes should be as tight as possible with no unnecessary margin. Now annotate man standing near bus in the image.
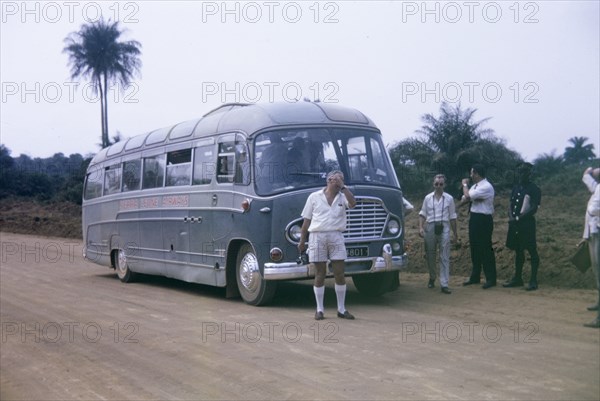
[461,164,497,289]
[419,174,458,294]
[298,170,357,320]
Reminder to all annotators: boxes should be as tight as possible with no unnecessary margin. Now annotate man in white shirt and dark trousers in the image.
[298,170,357,321]
[582,167,600,328]
[419,174,458,294]
[461,164,497,289]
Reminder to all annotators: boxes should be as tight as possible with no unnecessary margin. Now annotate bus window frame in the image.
[142,154,166,190]
[122,159,142,192]
[103,163,122,195]
[216,133,249,185]
[84,168,103,200]
[165,148,193,187]
[192,143,216,186]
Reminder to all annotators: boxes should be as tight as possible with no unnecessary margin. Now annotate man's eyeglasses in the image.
[434,183,444,187]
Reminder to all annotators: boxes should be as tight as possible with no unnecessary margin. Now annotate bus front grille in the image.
[344,199,388,240]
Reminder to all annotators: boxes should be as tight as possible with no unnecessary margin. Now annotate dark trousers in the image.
[514,243,539,282]
[507,218,539,282]
[469,212,496,283]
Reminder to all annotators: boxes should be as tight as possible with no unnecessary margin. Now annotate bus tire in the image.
[114,248,136,283]
[352,272,395,297]
[235,243,276,306]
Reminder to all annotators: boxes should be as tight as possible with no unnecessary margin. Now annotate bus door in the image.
[210,135,239,266]
[138,152,168,274]
[162,147,193,276]
[214,135,251,269]
[188,140,217,280]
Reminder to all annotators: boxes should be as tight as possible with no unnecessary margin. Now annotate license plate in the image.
[346,247,369,258]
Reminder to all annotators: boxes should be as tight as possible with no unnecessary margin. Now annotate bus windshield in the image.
[255,128,397,195]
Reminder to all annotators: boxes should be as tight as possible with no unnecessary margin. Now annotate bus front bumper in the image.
[263,248,408,281]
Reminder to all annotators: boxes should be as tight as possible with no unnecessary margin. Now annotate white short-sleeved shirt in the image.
[419,192,457,223]
[301,189,349,232]
[468,178,495,215]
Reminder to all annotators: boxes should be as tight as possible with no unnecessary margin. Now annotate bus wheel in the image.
[352,272,396,297]
[115,249,136,283]
[236,243,276,306]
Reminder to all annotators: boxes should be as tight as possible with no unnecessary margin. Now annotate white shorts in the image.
[308,231,347,263]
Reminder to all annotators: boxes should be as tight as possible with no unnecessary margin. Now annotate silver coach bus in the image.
[82,102,409,305]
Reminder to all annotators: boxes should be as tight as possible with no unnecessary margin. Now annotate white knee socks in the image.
[335,283,347,313]
[313,285,324,312]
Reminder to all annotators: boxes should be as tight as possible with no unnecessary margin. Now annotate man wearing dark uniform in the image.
[503,162,541,291]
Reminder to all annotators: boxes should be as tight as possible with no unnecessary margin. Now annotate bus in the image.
[82,101,409,305]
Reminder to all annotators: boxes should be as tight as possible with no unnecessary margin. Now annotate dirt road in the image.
[1,232,599,400]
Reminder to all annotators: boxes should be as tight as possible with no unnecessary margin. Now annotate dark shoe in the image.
[314,311,324,320]
[526,281,538,291]
[337,310,355,320]
[583,318,600,328]
[502,278,524,288]
[428,279,435,288]
[463,279,480,286]
[441,287,452,294]
[482,282,496,289]
[587,304,599,311]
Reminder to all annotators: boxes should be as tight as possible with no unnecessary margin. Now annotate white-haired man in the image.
[298,170,357,320]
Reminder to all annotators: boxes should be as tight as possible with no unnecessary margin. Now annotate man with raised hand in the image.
[299,170,357,321]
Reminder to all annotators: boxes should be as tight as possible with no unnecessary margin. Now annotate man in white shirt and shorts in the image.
[298,170,357,320]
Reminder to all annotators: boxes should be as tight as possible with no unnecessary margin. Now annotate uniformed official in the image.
[503,162,542,291]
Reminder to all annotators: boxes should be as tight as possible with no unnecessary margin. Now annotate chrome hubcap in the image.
[239,252,259,293]
[117,250,127,276]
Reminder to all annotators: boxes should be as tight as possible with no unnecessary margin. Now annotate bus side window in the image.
[217,142,235,183]
[166,149,192,187]
[104,164,122,195]
[193,145,214,185]
[234,142,250,185]
[142,155,166,189]
[84,170,103,199]
[122,160,141,191]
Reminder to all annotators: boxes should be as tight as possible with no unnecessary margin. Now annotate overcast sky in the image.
[1,1,599,162]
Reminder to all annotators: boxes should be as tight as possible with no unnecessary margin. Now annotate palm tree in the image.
[63,19,142,148]
[563,136,596,165]
[416,102,495,183]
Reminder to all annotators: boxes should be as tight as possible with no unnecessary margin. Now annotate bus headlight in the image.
[288,224,302,242]
[386,219,400,235]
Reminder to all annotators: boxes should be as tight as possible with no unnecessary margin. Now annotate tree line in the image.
[0,145,91,204]
[389,102,598,197]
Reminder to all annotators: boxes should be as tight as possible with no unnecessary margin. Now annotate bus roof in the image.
[88,101,377,167]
